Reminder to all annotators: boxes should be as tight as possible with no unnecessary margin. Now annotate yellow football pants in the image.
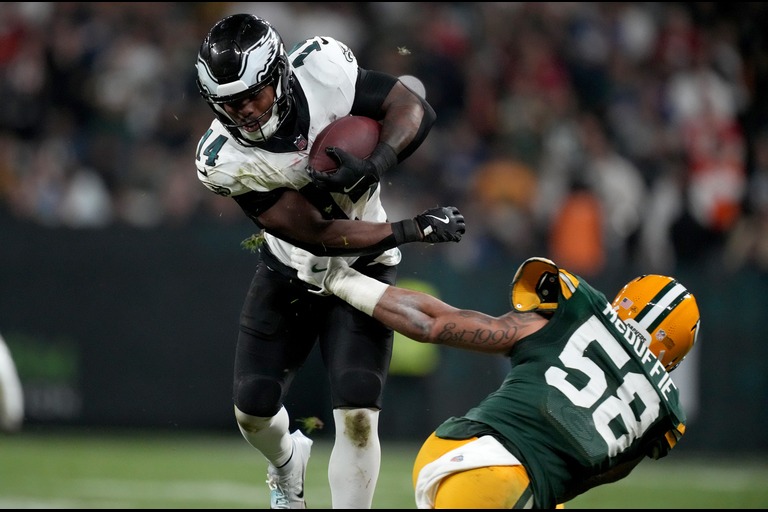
[413,432,565,509]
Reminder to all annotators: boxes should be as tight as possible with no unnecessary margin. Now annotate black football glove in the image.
[414,206,466,243]
[390,206,466,246]
[308,142,398,200]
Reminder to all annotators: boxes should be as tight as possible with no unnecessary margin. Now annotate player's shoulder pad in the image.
[509,257,579,313]
[289,36,358,87]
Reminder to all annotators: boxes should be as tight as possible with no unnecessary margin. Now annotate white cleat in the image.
[267,430,313,509]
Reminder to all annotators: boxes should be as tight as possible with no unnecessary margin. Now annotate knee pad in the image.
[332,369,383,408]
[234,375,284,418]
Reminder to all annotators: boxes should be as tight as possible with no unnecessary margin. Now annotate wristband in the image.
[392,219,422,245]
[368,142,398,176]
[327,266,389,316]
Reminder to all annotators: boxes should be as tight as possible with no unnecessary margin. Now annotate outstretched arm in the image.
[373,289,543,354]
[290,248,546,353]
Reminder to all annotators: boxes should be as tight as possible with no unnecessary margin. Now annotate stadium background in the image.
[1,0,767,462]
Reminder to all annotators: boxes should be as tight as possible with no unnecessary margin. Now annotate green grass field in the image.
[1,428,766,509]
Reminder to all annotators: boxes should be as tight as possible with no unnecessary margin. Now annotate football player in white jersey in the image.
[194,14,465,509]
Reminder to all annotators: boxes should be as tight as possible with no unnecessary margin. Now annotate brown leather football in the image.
[308,116,381,173]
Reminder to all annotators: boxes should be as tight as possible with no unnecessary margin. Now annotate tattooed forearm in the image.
[437,322,516,346]
[432,310,539,349]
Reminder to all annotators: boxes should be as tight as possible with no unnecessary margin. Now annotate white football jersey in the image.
[194,36,401,270]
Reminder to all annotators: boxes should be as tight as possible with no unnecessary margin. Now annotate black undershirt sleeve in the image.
[232,190,284,229]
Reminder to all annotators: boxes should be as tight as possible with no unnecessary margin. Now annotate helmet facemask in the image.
[209,68,290,144]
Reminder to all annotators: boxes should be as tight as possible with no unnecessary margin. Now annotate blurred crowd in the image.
[2,2,768,277]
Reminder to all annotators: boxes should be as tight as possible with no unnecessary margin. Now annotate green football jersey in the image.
[435,272,686,507]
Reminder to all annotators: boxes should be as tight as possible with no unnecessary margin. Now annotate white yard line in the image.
[0,477,335,508]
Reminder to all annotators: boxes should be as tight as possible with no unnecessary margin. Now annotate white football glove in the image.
[290,247,350,296]
[290,247,330,294]
[290,247,389,315]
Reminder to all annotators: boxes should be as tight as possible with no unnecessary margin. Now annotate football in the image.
[308,116,381,173]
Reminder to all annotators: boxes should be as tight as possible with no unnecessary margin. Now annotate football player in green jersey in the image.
[289,249,700,508]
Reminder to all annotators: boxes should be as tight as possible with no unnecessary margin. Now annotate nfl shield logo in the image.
[294,135,308,150]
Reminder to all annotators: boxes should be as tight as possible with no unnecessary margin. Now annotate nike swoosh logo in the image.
[343,176,367,193]
[311,264,328,273]
[426,214,450,224]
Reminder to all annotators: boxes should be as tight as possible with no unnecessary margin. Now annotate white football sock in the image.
[235,404,294,469]
[329,407,381,508]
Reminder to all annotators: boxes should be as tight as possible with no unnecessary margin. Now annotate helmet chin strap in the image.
[240,103,280,142]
